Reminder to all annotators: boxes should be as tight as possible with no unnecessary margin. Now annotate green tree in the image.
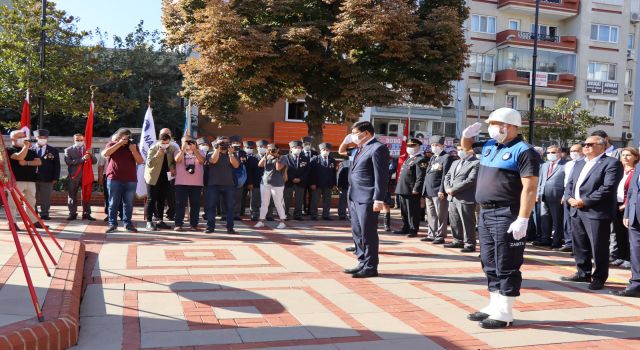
[162,0,469,143]
[521,98,610,147]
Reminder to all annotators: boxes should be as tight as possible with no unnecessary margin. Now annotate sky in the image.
[55,0,164,46]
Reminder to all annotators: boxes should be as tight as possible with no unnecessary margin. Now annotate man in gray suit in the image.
[421,136,454,244]
[64,133,98,221]
[534,145,567,248]
[443,146,480,252]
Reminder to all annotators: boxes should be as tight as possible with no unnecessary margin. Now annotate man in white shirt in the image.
[560,144,584,252]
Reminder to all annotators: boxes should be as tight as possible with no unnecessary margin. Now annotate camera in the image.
[28,138,37,143]
[216,142,228,151]
[126,138,135,146]
[186,140,196,146]
[185,164,196,174]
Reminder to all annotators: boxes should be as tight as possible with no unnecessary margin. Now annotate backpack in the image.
[233,163,247,188]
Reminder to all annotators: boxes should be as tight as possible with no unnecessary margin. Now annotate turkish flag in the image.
[81,102,95,203]
[19,95,30,137]
[396,118,410,179]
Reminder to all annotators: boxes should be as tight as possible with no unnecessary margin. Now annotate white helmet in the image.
[486,107,521,127]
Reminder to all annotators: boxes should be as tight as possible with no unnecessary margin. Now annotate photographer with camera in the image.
[174,137,205,231]
[7,130,42,230]
[64,133,97,221]
[101,129,144,233]
[143,133,177,231]
[205,136,240,234]
[254,144,287,229]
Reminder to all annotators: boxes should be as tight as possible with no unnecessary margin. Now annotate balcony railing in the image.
[497,0,580,16]
[517,31,559,42]
[495,69,576,91]
[497,30,578,52]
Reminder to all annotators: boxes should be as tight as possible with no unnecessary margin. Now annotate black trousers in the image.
[571,213,611,282]
[310,187,332,218]
[611,204,630,261]
[146,181,168,223]
[398,194,421,234]
[628,222,640,291]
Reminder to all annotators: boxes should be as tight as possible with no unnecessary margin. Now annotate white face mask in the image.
[351,132,365,145]
[37,139,47,146]
[547,153,558,162]
[159,143,170,149]
[258,147,267,155]
[431,146,443,155]
[321,150,330,157]
[199,145,210,153]
[406,147,417,156]
[488,124,507,143]
[244,148,254,154]
[457,150,468,159]
[291,148,302,156]
[74,141,85,148]
[304,145,312,152]
[570,151,583,161]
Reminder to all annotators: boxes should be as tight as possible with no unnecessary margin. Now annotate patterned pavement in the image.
[3,206,640,349]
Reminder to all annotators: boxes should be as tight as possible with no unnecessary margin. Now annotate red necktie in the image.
[354,147,363,161]
[547,161,555,178]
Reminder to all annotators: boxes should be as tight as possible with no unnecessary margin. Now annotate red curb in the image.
[0,240,85,350]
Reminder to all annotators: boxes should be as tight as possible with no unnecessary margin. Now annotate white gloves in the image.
[343,134,354,145]
[462,122,482,138]
[507,217,529,240]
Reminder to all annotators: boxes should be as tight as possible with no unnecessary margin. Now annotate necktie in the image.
[354,147,363,161]
[547,161,555,178]
[455,160,463,175]
[39,147,45,158]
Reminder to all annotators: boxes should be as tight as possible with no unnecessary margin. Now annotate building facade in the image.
[462,0,638,145]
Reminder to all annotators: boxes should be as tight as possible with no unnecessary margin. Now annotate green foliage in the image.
[520,98,611,146]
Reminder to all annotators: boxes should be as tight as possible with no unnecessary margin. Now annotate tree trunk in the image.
[305,95,324,148]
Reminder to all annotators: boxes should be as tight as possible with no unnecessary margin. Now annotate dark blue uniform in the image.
[284,154,311,218]
[246,153,262,220]
[337,159,350,219]
[310,155,337,219]
[34,144,61,218]
[473,135,540,296]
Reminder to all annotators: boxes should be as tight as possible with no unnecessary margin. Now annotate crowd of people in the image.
[4,109,640,329]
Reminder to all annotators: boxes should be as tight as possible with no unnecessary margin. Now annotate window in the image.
[625,69,633,90]
[535,99,556,108]
[471,15,496,34]
[508,19,520,30]
[588,62,617,81]
[286,100,306,121]
[497,47,576,74]
[468,93,494,110]
[431,122,456,138]
[608,101,616,118]
[530,24,558,37]
[590,24,619,43]
[506,95,518,109]
[469,53,495,73]
[591,100,616,118]
[628,34,635,49]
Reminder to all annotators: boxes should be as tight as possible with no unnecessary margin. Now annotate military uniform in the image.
[302,136,318,215]
[245,140,262,220]
[284,140,310,219]
[395,139,427,237]
[309,143,337,220]
[421,137,454,242]
[33,129,60,220]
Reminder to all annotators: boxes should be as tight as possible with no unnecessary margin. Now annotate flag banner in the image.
[183,100,192,137]
[19,92,31,138]
[81,102,95,204]
[396,118,410,178]
[136,106,156,197]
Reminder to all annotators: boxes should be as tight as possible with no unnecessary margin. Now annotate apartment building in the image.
[462,0,638,145]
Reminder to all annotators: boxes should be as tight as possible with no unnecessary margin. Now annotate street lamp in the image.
[38,0,46,130]
[528,0,542,144]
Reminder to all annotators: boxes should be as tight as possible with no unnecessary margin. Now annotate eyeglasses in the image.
[582,143,596,148]
[547,151,557,154]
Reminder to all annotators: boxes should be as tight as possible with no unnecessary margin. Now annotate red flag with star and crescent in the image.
[81,101,95,202]
[396,118,410,179]
[19,92,31,138]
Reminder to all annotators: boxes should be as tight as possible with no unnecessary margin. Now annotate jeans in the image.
[206,185,235,229]
[107,180,136,227]
[175,185,202,227]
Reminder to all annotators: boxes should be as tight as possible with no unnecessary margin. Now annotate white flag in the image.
[136,106,156,197]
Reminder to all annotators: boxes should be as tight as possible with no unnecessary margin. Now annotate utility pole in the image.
[528,0,541,144]
[38,0,47,130]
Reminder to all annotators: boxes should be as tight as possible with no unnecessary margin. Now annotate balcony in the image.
[494,69,576,93]
[497,30,577,52]
[498,0,580,19]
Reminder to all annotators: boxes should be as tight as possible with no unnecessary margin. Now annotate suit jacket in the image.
[624,164,640,226]
[348,139,390,204]
[422,151,454,197]
[285,154,311,186]
[144,143,177,186]
[246,154,262,187]
[537,159,567,202]
[395,154,427,195]
[310,155,337,188]
[34,145,61,182]
[337,159,350,190]
[564,154,623,220]
[443,156,480,204]
[64,145,97,180]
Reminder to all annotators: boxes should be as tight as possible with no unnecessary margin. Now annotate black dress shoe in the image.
[352,269,378,278]
[610,289,640,298]
[393,230,408,235]
[444,242,464,248]
[156,221,171,230]
[588,280,605,290]
[205,228,215,233]
[345,246,356,252]
[13,224,21,232]
[125,225,138,233]
[406,233,417,238]
[559,246,572,252]
[343,265,364,274]
[479,318,511,329]
[66,214,77,221]
[432,238,445,244]
[103,217,109,222]
[560,274,591,283]
[105,226,117,233]
[227,228,237,234]
[40,215,51,220]
[467,311,489,321]
[34,222,49,229]
[531,241,552,247]
[82,215,96,221]
[338,216,347,220]
[323,217,332,221]
[460,246,476,253]
[420,236,435,242]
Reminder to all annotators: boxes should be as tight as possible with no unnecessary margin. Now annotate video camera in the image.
[216,141,228,151]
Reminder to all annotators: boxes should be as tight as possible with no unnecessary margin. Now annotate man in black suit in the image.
[611,162,640,297]
[302,136,318,215]
[341,121,390,278]
[284,140,311,220]
[421,136,454,244]
[394,138,427,237]
[562,135,623,290]
[33,129,60,220]
[337,158,350,220]
[309,143,337,220]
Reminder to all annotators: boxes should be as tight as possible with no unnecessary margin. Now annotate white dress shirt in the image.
[574,153,605,200]
[563,158,583,187]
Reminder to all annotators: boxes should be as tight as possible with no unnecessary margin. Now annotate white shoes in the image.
[254,221,265,228]
[276,222,286,229]
[489,293,515,323]
[480,291,499,315]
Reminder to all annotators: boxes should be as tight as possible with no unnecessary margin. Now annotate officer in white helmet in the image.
[460,108,540,329]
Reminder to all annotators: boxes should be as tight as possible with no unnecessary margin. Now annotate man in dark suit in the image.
[337,158,350,220]
[302,136,318,215]
[33,129,60,220]
[611,163,640,297]
[394,138,427,237]
[64,133,98,221]
[421,136,454,244]
[342,121,390,278]
[443,145,480,252]
[562,135,623,290]
[309,143,337,220]
[534,145,567,248]
[284,140,311,220]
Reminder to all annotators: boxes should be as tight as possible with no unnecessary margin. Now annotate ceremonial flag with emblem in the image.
[183,99,194,137]
[19,91,31,138]
[396,118,410,179]
[81,101,95,203]
[136,106,157,197]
